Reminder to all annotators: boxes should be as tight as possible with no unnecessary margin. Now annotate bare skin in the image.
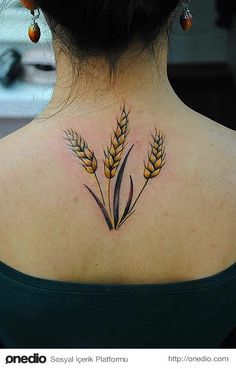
[0,40,235,284]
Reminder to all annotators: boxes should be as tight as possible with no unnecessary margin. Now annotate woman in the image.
[0,0,235,348]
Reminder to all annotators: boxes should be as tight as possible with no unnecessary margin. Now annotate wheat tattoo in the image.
[64,106,166,231]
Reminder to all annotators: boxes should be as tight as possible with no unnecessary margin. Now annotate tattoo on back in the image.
[64,106,166,230]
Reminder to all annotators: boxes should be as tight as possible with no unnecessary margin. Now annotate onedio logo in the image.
[5,353,47,364]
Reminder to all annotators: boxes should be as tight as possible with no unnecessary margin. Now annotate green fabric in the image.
[0,260,235,348]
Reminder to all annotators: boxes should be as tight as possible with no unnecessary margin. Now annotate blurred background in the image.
[0,0,235,139]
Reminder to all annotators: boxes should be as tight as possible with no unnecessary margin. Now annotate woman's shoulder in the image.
[176,108,236,237]
[204,116,236,181]
[188,109,236,172]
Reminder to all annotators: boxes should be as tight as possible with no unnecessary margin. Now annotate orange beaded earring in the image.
[28,9,41,43]
[20,1,41,43]
[180,0,193,31]
[28,7,41,43]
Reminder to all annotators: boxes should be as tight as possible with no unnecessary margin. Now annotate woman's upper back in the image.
[0,104,235,285]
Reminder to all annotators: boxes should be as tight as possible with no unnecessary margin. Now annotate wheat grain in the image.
[144,128,166,179]
[104,106,129,179]
[64,129,97,174]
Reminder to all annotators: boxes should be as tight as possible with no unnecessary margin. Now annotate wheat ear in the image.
[144,128,166,180]
[64,129,105,205]
[132,128,165,208]
[104,106,130,179]
[104,106,130,220]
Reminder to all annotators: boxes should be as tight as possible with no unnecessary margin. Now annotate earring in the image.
[28,9,41,43]
[180,0,193,31]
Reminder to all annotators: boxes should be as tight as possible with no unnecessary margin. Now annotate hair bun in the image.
[38,0,180,56]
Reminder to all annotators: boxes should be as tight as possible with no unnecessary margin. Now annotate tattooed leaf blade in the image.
[84,185,113,230]
[113,144,134,228]
[118,175,134,226]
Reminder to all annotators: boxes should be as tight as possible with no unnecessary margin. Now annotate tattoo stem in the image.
[116,210,136,230]
[108,179,113,226]
[116,179,149,230]
[129,179,149,213]
[94,172,105,206]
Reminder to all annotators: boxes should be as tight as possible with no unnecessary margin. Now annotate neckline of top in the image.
[0,260,236,294]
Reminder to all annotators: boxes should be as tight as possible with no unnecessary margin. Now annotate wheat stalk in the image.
[64,128,105,205]
[117,128,166,229]
[104,106,130,222]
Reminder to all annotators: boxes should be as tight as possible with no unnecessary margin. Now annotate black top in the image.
[0,260,235,348]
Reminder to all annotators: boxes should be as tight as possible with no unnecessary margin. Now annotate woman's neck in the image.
[36,40,182,123]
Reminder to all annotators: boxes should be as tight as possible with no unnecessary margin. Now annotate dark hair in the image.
[37,0,180,59]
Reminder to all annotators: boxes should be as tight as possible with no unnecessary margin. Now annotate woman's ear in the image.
[20,0,38,11]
